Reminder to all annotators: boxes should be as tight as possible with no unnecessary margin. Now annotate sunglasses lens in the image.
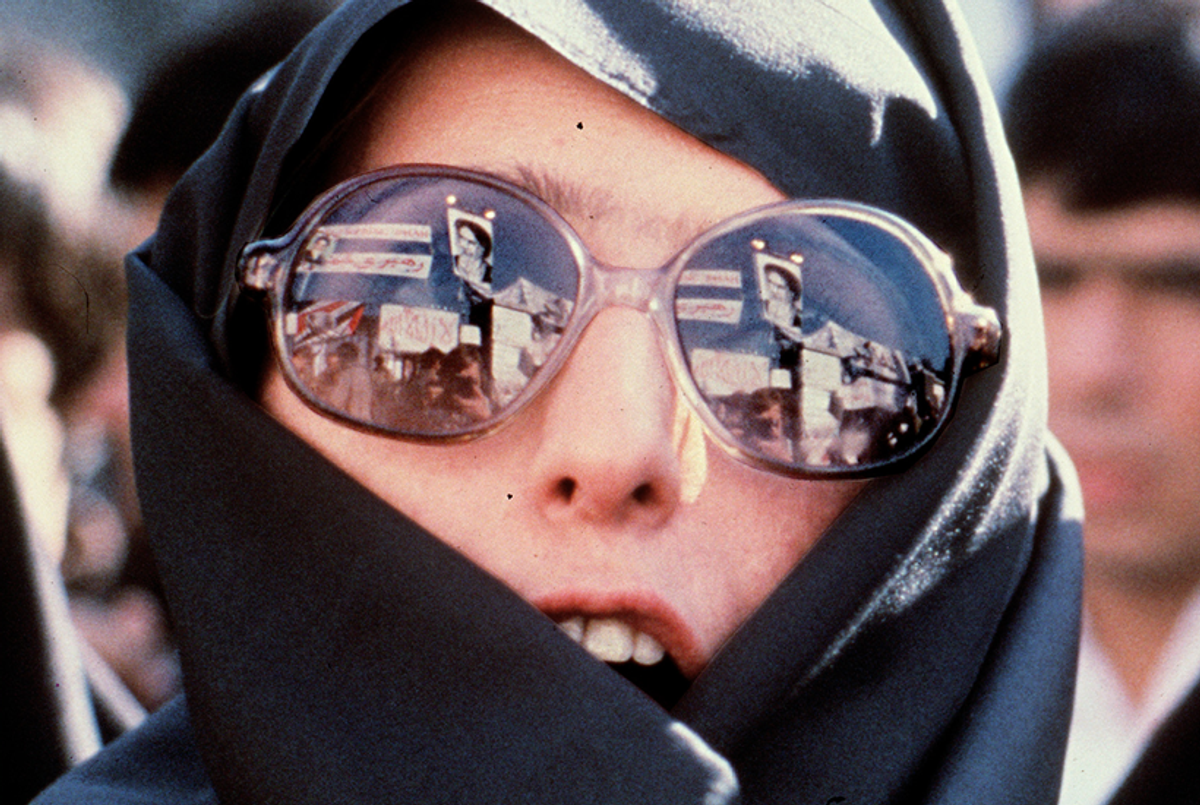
[674,210,954,472]
[278,175,579,436]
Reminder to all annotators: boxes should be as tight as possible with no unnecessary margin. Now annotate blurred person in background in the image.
[1006,5,1200,804]
[0,27,180,715]
[69,2,334,711]
[0,35,143,801]
[0,10,333,791]
[0,30,127,663]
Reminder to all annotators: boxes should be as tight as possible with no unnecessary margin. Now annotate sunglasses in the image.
[239,165,1000,478]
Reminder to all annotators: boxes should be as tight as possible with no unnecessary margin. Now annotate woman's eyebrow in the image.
[480,162,718,246]
[478,162,618,222]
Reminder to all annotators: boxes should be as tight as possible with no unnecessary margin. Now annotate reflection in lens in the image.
[675,210,952,471]
[279,175,578,436]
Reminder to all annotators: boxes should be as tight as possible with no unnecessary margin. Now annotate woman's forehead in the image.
[339,15,785,266]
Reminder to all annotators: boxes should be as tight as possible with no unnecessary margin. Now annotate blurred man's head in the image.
[1007,6,1200,587]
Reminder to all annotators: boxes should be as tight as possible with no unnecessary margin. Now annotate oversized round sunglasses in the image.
[239,165,1001,478]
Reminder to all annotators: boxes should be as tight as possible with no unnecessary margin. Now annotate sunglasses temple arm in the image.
[953,297,1002,375]
[239,242,285,294]
[921,245,1001,376]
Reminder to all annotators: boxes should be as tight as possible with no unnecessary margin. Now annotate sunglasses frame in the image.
[239,164,1001,479]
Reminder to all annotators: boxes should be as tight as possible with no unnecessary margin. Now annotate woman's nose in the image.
[529,308,684,529]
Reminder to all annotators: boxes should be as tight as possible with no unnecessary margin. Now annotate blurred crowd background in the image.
[3,0,1200,802]
[0,0,345,719]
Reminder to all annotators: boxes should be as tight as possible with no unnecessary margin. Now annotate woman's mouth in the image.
[556,616,665,665]
[552,614,692,709]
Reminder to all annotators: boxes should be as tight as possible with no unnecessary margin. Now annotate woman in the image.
[36,1,1080,802]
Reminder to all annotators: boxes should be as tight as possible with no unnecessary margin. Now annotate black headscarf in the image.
[37,1,1082,803]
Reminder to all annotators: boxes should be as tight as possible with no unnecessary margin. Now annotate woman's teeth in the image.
[556,616,666,665]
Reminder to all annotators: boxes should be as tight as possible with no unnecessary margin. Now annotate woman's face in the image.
[260,14,864,679]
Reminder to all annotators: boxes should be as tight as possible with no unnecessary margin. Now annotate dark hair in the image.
[764,263,801,296]
[455,219,493,259]
[0,170,126,408]
[0,173,50,331]
[1005,2,1200,210]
